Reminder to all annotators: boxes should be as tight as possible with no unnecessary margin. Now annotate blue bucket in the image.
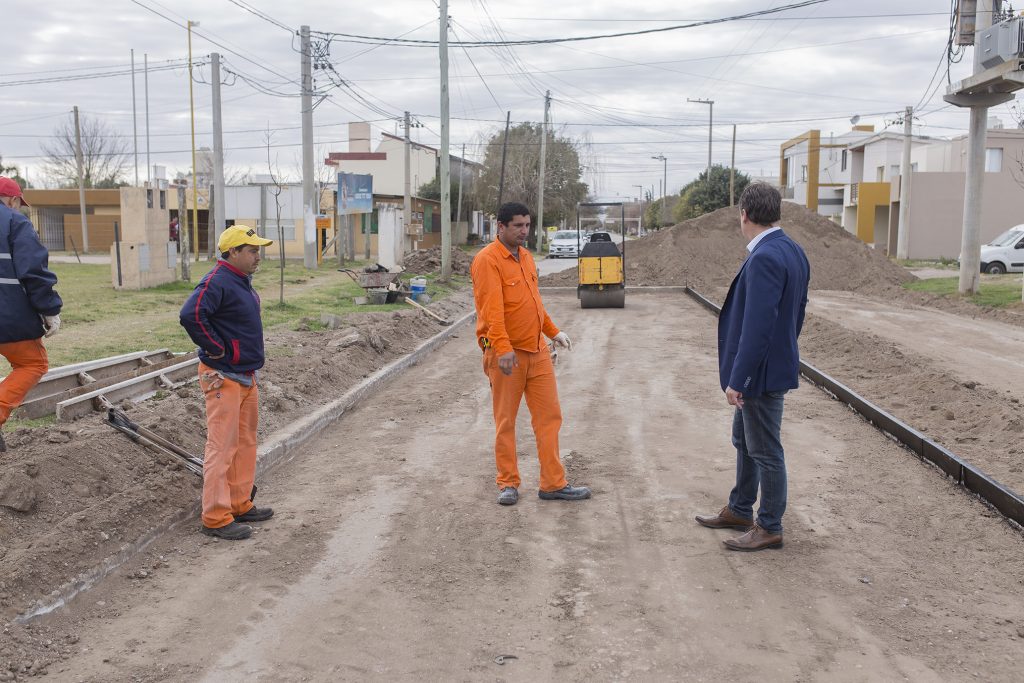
[410,277,427,301]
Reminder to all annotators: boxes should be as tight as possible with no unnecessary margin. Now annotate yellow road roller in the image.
[577,202,626,309]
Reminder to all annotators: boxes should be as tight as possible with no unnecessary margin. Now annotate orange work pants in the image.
[484,347,567,492]
[0,338,48,425]
[199,363,257,528]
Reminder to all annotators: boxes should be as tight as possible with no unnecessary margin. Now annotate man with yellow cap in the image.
[179,226,274,540]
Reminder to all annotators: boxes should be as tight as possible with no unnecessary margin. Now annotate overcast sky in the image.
[2,0,1015,200]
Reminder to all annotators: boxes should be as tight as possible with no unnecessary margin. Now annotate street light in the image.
[632,183,644,235]
[187,20,200,260]
[687,98,714,181]
[651,155,667,227]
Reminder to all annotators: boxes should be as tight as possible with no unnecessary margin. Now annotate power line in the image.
[314,1,837,47]
[224,0,295,33]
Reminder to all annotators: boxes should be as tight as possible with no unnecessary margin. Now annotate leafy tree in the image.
[0,156,30,189]
[673,165,751,222]
[41,114,130,188]
[417,166,475,221]
[643,194,681,230]
[474,122,588,246]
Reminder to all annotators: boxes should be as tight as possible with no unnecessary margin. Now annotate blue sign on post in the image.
[338,172,373,215]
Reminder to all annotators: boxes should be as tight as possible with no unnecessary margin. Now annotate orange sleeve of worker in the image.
[522,250,560,340]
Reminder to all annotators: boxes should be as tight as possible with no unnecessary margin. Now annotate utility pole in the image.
[130,49,139,186]
[72,106,90,253]
[187,20,200,261]
[497,111,511,207]
[403,111,413,246]
[949,0,1004,295]
[536,90,551,253]
[178,183,191,281]
[300,25,317,269]
[688,98,714,180]
[730,123,737,206]
[211,53,226,251]
[652,154,668,226]
[456,142,466,226]
[896,105,913,260]
[144,53,151,184]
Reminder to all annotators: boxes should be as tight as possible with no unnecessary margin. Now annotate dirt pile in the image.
[402,247,472,276]
[0,289,474,627]
[542,203,915,295]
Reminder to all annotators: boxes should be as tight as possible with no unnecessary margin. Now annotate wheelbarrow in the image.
[340,266,408,304]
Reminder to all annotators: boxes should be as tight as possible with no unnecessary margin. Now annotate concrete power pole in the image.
[72,106,90,253]
[131,49,139,186]
[211,53,226,250]
[144,54,151,184]
[403,111,413,249]
[688,98,714,181]
[955,0,997,295]
[730,123,737,206]
[439,0,452,281]
[300,25,317,269]
[896,105,913,260]
[178,183,191,281]
[536,90,551,254]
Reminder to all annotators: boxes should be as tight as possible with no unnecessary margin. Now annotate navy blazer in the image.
[718,229,809,397]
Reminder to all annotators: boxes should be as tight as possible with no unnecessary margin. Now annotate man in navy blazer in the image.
[696,183,809,551]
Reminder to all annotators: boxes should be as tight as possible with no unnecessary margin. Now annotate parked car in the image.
[978,224,1024,274]
[548,230,584,258]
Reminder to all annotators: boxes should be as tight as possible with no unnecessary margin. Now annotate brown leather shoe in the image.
[695,506,753,531]
[722,524,783,552]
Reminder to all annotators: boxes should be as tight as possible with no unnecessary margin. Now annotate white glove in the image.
[552,331,572,351]
[42,314,61,338]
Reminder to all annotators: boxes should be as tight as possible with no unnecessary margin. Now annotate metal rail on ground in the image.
[683,286,1024,528]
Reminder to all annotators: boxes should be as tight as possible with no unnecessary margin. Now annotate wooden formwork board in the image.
[55,358,200,422]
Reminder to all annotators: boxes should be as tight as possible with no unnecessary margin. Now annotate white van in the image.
[979,224,1024,274]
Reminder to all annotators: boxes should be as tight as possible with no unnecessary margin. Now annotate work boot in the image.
[695,506,754,531]
[538,484,591,501]
[201,521,253,540]
[0,431,6,453]
[723,524,783,552]
[234,506,274,523]
[497,487,518,506]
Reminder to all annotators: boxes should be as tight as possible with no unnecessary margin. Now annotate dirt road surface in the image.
[37,292,1024,681]
[808,290,1024,390]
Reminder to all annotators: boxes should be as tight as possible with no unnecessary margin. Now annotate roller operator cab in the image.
[576,202,626,308]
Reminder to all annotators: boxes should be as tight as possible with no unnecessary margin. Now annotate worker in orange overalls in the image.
[179,226,275,540]
[0,178,62,453]
[471,201,591,506]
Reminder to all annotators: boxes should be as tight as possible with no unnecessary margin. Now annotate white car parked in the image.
[978,225,1024,274]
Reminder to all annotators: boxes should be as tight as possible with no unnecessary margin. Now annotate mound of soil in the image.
[0,290,474,626]
[402,247,472,276]
[542,203,915,296]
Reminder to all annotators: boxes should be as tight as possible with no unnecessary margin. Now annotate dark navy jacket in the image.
[0,203,63,344]
[179,260,265,374]
[718,229,810,397]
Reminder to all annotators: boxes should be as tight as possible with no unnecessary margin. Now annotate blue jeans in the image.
[727,391,787,534]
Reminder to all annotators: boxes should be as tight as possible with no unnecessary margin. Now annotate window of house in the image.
[876,166,885,181]
[841,150,848,171]
[911,162,919,172]
[159,190,166,209]
[985,147,1003,172]
[146,189,154,208]
[800,165,808,182]
[890,164,900,178]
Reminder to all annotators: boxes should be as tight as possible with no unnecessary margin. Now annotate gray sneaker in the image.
[201,521,253,540]
[538,485,591,501]
[497,487,519,506]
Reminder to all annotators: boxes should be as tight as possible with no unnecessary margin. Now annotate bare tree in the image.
[266,127,286,306]
[41,113,130,188]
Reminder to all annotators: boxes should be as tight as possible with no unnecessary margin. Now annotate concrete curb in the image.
[15,309,476,624]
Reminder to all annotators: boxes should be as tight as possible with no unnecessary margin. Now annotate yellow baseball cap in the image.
[218,225,273,252]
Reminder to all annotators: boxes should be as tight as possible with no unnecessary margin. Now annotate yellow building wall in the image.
[855,182,891,244]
